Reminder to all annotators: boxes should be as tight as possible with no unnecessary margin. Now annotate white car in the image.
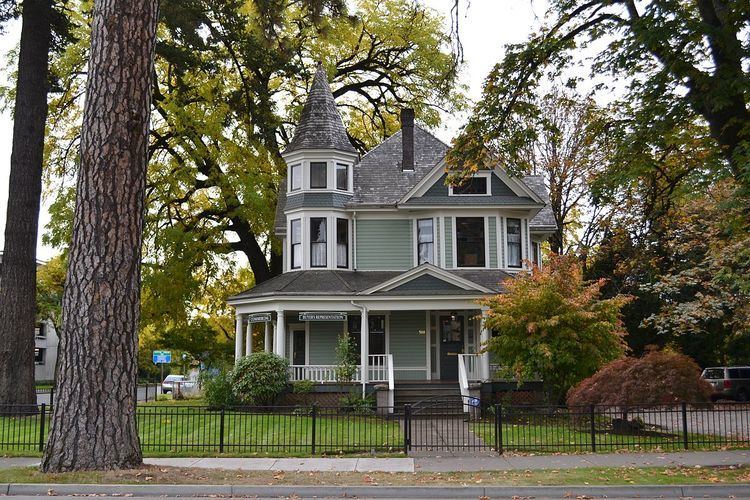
[161,374,196,394]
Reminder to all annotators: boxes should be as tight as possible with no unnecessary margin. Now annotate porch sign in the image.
[248,313,272,323]
[299,312,347,321]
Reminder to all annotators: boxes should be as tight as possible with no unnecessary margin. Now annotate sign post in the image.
[152,350,172,393]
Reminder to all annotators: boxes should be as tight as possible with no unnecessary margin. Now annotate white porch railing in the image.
[289,355,391,383]
[458,353,482,413]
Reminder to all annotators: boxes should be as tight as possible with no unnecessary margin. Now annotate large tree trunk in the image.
[41,0,159,472]
[0,0,53,411]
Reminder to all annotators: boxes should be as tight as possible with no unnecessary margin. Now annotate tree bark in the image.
[41,0,159,472]
[0,0,53,411]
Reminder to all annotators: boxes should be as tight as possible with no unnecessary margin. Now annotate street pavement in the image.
[2,450,749,473]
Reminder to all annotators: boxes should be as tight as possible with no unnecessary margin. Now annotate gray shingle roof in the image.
[231,268,513,300]
[523,175,557,230]
[283,64,356,154]
[349,125,449,207]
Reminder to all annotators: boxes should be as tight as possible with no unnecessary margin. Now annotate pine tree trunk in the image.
[0,0,53,412]
[41,0,159,472]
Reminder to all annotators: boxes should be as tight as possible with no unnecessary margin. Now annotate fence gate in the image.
[403,397,499,455]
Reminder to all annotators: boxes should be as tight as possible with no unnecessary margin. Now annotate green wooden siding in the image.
[389,310,427,380]
[488,216,497,268]
[307,321,342,365]
[356,219,413,270]
[444,217,453,268]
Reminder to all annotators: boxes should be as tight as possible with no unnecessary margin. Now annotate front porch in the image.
[234,308,491,383]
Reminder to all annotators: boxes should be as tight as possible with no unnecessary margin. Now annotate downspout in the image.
[352,211,357,270]
[351,300,368,396]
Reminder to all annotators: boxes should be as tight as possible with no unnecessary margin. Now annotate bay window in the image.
[507,218,522,268]
[290,218,302,269]
[456,217,485,267]
[290,164,302,191]
[417,218,434,265]
[310,217,327,267]
[336,163,348,191]
[310,162,327,189]
[336,218,348,268]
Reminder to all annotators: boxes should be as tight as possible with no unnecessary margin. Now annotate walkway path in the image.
[404,416,493,457]
[2,450,748,473]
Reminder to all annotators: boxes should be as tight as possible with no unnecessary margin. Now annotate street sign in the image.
[152,350,171,364]
[299,312,347,321]
[248,312,272,323]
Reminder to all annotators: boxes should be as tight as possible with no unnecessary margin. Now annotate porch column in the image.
[275,308,286,359]
[264,321,272,353]
[360,308,369,394]
[245,319,253,357]
[479,313,491,382]
[234,313,244,363]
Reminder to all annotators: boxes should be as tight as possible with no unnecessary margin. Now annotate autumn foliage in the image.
[566,350,714,408]
[482,255,630,401]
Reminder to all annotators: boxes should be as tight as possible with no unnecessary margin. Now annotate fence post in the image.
[38,403,46,452]
[590,405,596,453]
[681,401,689,450]
[219,408,225,453]
[495,404,503,455]
[311,404,317,455]
[403,404,411,455]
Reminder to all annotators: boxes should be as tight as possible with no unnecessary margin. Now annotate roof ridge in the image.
[278,270,305,292]
[414,123,450,150]
[331,270,356,292]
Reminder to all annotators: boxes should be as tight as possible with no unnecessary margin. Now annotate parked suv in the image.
[701,367,750,402]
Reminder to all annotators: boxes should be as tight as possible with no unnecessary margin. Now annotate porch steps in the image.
[393,382,465,416]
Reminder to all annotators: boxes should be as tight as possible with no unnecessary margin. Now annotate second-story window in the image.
[310,162,327,189]
[290,219,302,269]
[532,241,540,267]
[417,218,434,265]
[456,217,485,267]
[336,218,348,268]
[507,218,522,268]
[336,163,348,191]
[290,164,302,191]
[310,217,327,267]
[449,174,490,195]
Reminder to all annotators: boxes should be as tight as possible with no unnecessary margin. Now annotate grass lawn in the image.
[0,400,403,457]
[471,420,748,453]
[0,465,748,486]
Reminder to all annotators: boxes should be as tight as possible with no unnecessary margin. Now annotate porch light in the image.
[450,311,457,321]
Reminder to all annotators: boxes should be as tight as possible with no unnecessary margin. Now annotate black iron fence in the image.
[1,401,748,455]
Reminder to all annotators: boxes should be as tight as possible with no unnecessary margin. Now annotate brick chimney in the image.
[401,108,414,171]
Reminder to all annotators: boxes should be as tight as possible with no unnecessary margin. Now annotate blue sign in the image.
[468,397,481,408]
[152,350,171,364]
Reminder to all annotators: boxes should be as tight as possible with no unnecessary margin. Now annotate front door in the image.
[292,329,306,365]
[440,315,464,380]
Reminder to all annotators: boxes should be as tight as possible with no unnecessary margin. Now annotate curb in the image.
[2,483,750,498]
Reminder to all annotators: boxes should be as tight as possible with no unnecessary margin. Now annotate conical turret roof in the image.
[283,64,357,154]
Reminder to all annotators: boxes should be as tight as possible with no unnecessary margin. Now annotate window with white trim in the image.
[310,217,327,267]
[532,241,540,268]
[310,162,327,189]
[290,219,302,269]
[456,217,485,267]
[449,173,490,196]
[336,218,348,268]
[290,164,302,191]
[506,218,522,268]
[336,163,348,191]
[417,218,434,265]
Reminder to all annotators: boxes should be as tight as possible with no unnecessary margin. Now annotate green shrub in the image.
[200,369,237,408]
[335,334,358,382]
[292,380,316,394]
[232,352,290,405]
[340,392,375,415]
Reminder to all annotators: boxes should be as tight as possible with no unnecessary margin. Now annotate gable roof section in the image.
[360,264,494,295]
[283,64,356,154]
[523,175,557,230]
[348,125,448,207]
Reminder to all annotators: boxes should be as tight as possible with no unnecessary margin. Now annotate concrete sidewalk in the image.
[2,450,749,473]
